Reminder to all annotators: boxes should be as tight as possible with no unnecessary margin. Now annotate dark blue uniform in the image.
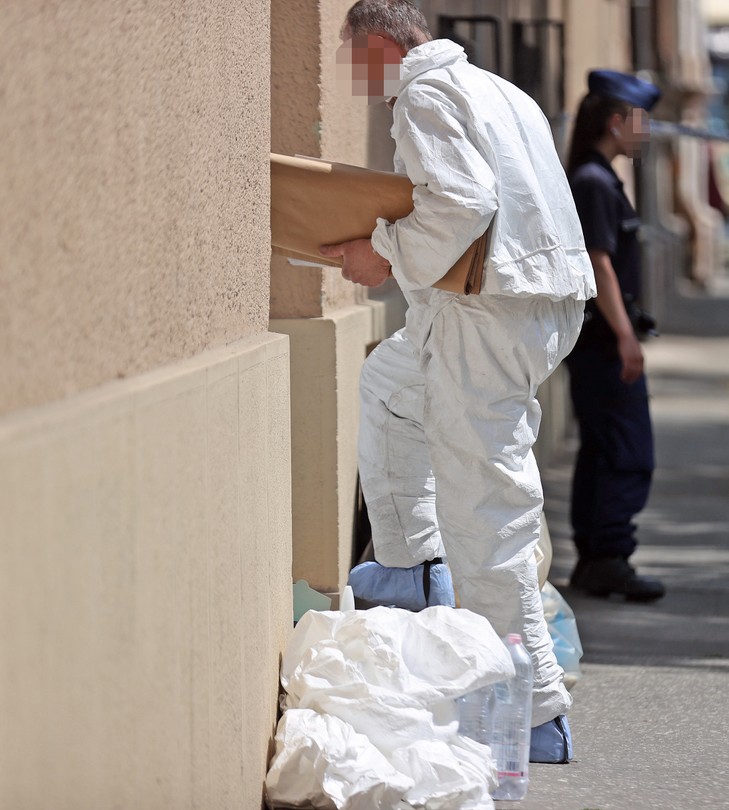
[566,150,654,562]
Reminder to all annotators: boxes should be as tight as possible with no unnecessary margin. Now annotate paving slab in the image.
[508,334,729,809]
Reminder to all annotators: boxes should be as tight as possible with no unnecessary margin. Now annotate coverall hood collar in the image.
[399,39,467,93]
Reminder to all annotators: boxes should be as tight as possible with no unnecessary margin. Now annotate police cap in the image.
[587,69,661,111]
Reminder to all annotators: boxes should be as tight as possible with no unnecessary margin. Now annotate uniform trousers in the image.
[359,290,583,726]
[565,341,654,561]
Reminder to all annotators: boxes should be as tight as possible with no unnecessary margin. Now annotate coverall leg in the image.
[359,292,584,726]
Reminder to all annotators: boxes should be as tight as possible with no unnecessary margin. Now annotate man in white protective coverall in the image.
[320,0,596,763]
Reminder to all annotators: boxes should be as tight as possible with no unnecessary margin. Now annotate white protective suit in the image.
[363,40,596,727]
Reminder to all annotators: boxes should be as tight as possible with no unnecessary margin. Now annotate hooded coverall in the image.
[364,40,596,726]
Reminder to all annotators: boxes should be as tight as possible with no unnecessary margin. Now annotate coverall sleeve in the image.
[371,83,498,291]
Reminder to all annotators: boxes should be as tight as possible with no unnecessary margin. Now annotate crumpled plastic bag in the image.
[391,736,498,810]
[541,581,583,689]
[282,606,513,708]
[266,606,511,810]
[265,708,414,809]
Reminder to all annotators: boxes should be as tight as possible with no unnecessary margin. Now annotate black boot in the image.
[570,557,665,602]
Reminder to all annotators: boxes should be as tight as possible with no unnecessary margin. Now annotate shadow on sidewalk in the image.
[542,335,729,674]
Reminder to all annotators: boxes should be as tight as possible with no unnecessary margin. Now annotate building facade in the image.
[0,1,722,808]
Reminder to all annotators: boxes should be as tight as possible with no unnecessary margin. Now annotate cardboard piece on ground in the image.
[270,153,488,295]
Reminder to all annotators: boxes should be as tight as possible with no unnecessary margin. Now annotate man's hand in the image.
[319,238,392,287]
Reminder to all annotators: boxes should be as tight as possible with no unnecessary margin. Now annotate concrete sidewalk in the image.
[503,334,729,809]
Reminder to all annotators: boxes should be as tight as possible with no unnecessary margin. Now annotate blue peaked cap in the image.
[588,70,661,111]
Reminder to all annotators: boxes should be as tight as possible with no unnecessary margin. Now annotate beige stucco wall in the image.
[272,305,382,593]
[564,0,632,111]
[0,334,292,810]
[702,0,729,24]
[270,0,371,320]
[1,2,270,416]
[1,3,289,808]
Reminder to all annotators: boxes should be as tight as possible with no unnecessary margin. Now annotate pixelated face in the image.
[336,33,403,104]
[621,107,651,160]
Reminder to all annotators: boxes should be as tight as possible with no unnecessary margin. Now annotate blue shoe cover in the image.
[529,715,573,763]
[347,560,455,611]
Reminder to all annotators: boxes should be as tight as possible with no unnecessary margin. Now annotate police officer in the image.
[564,70,666,601]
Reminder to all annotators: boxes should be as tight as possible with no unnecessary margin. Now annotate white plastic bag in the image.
[282,606,513,706]
[266,606,512,810]
[391,737,498,809]
[265,708,413,809]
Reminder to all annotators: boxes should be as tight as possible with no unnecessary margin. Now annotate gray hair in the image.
[344,0,432,51]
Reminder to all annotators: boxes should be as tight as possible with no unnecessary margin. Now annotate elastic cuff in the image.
[531,679,573,727]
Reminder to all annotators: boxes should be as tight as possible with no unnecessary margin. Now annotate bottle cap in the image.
[339,585,355,611]
[507,633,522,644]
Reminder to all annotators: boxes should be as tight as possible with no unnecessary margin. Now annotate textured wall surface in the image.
[565,0,631,110]
[319,0,370,168]
[0,1,270,415]
[269,0,371,319]
[0,334,292,810]
[272,306,374,593]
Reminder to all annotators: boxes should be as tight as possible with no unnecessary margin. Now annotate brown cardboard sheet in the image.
[270,153,487,295]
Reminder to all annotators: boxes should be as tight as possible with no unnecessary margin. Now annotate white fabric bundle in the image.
[265,606,514,810]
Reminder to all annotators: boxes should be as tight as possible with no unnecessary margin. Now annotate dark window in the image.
[511,19,565,119]
[438,15,502,75]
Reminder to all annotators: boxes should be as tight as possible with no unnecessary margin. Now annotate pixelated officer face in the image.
[621,107,651,161]
[336,33,403,104]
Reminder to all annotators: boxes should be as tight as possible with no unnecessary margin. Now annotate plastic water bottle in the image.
[457,684,496,745]
[490,633,533,800]
[457,633,534,801]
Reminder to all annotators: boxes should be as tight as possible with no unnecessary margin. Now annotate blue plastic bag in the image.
[541,581,583,689]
